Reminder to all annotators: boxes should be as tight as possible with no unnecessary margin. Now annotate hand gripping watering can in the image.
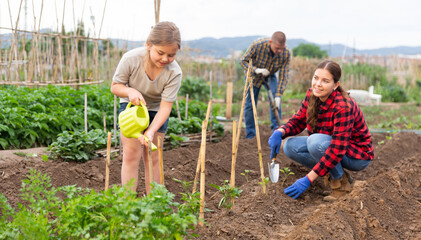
[118,101,157,151]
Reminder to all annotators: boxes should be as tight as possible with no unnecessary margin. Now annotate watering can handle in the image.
[126,100,146,109]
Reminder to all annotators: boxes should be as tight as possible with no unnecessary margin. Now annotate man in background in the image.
[240,31,291,139]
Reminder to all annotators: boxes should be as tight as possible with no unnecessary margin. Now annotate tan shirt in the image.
[112,47,182,111]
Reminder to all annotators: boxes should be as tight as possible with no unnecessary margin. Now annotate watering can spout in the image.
[118,101,157,151]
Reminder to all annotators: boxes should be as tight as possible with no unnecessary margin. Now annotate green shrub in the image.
[380,85,408,102]
[179,76,210,102]
[47,129,116,162]
[0,85,115,150]
[0,169,198,239]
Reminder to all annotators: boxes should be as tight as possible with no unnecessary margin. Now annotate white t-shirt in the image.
[112,47,182,111]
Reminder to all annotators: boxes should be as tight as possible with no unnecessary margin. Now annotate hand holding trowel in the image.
[268,130,283,183]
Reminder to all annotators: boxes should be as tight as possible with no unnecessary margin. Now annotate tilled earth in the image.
[1,105,420,239]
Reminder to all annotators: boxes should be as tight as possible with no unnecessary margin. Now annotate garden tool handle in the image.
[271,152,277,161]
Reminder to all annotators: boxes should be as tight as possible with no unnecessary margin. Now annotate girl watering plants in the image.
[111,21,182,194]
[268,60,374,201]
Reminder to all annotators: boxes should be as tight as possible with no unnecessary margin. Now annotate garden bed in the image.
[1,100,420,239]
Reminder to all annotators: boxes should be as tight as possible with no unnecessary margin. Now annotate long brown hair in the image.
[307,60,348,132]
[143,21,181,69]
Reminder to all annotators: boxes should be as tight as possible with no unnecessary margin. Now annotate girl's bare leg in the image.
[121,134,142,192]
[143,132,165,194]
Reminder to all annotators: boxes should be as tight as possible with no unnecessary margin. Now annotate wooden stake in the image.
[103,112,106,133]
[148,140,154,186]
[226,81,233,119]
[209,71,213,142]
[154,0,161,24]
[113,95,118,148]
[105,132,112,190]
[84,92,88,132]
[247,63,266,194]
[199,121,207,226]
[175,99,181,121]
[230,120,237,209]
[192,100,212,193]
[232,60,253,175]
[158,136,164,185]
[185,94,189,120]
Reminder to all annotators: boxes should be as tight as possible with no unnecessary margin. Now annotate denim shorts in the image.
[119,102,169,133]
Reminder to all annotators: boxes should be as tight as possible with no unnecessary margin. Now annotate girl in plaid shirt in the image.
[268,60,373,201]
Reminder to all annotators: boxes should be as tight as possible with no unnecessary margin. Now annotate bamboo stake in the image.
[226,81,233,119]
[199,121,207,226]
[209,71,213,142]
[185,94,189,120]
[106,40,111,84]
[0,80,104,86]
[147,140,154,186]
[230,120,237,209]
[154,0,161,24]
[103,112,106,132]
[158,136,164,184]
[113,95,117,148]
[247,64,266,194]
[175,99,181,121]
[105,132,112,190]
[192,100,212,193]
[232,60,253,175]
[84,92,88,132]
[0,26,111,41]
[97,0,107,38]
[6,0,24,82]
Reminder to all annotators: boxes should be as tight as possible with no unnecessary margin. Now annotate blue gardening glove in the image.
[284,175,312,199]
[268,130,282,159]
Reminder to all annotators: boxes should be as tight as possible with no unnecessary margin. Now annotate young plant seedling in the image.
[280,167,295,187]
[241,169,250,182]
[258,177,270,191]
[209,180,242,210]
[172,177,202,217]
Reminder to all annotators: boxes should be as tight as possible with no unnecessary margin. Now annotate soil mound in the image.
[0,129,420,239]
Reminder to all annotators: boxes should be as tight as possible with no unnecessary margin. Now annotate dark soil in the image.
[1,101,421,239]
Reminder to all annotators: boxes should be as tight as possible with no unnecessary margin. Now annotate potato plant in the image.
[0,169,198,239]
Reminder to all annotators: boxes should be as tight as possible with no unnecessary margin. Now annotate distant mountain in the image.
[2,31,421,58]
[181,36,421,58]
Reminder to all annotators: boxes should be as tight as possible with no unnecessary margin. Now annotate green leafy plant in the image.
[0,85,116,150]
[168,133,189,148]
[258,177,270,189]
[279,167,295,187]
[0,169,198,239]
[241,169,250,182]
[47,129,115,162]
[172,178,203,218]
[209,180,242,210]
[178,76,210,102]
[41,155,49,162]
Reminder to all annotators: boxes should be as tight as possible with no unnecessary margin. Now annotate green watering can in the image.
[118,101,157,151]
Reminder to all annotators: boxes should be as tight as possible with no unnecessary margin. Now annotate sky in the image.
[1,0,420,50]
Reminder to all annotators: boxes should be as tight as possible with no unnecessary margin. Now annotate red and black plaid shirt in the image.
[280,89,374,177]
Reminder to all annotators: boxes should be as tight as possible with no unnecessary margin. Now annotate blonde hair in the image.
[147,21,181,49]
[143,21,181,69]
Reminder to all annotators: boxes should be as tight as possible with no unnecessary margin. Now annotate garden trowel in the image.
[268,155,279,183]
